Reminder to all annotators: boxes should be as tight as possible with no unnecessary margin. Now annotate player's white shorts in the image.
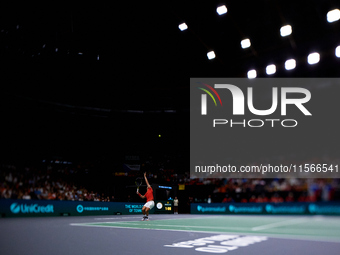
[144,201,155,209]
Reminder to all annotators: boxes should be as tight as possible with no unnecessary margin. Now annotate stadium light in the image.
[285,59,296,70]
[178,23,188,31]
[207,51,216,60]
[336,45,340,58]
[280,25,292,37]
[247,69,257,79]
[241,38,251,49]
[327,9,340,23]
[266,64,276,75]
[217,5,228,15]
[307,52,320,65]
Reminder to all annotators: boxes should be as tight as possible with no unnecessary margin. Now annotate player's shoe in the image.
[141,216,146,221]
[145,217,149,221]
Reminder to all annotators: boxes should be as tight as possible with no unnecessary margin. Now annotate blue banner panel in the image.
[154,200,173,214]
[0,199,150,217]
[191,202,340,215]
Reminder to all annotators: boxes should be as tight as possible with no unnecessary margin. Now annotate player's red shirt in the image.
[144,187,154,202]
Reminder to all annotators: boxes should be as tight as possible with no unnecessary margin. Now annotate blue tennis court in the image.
[1,214,340,255]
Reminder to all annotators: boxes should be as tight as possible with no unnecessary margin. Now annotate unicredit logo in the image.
[10,203,54,214]
[10,203,21,214]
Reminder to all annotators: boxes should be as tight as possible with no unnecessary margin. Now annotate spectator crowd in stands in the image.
[0,163,111,202]
[1,162,339,204]
[207,177,339,204]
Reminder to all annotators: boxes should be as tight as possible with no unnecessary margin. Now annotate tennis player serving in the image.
[137,172,154,221]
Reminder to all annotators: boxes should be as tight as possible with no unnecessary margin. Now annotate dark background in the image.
[1,1,340,170]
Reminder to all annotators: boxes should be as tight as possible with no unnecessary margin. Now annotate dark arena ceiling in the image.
[1,1,340,159]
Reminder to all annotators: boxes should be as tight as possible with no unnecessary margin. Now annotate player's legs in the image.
[142,201,154,221]
[141,206,147,220]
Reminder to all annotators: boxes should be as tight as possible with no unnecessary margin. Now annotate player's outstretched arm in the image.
[144,172,151,188]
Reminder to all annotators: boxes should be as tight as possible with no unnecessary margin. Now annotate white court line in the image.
[72,221,249,231]
[94,217,142,220]
[69,222,340,243]
[110,221,249,231]
[94,215,233,221]
[70,222,246,235]
[252,217,310,231]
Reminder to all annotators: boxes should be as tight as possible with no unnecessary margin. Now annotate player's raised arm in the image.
[144,172,151,188]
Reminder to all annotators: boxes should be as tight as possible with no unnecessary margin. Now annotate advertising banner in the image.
[0,199,150,217]
[154,200,173,214]
[191,202,340,215]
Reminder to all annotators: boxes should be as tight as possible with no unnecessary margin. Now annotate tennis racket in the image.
[135,177,143,193]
